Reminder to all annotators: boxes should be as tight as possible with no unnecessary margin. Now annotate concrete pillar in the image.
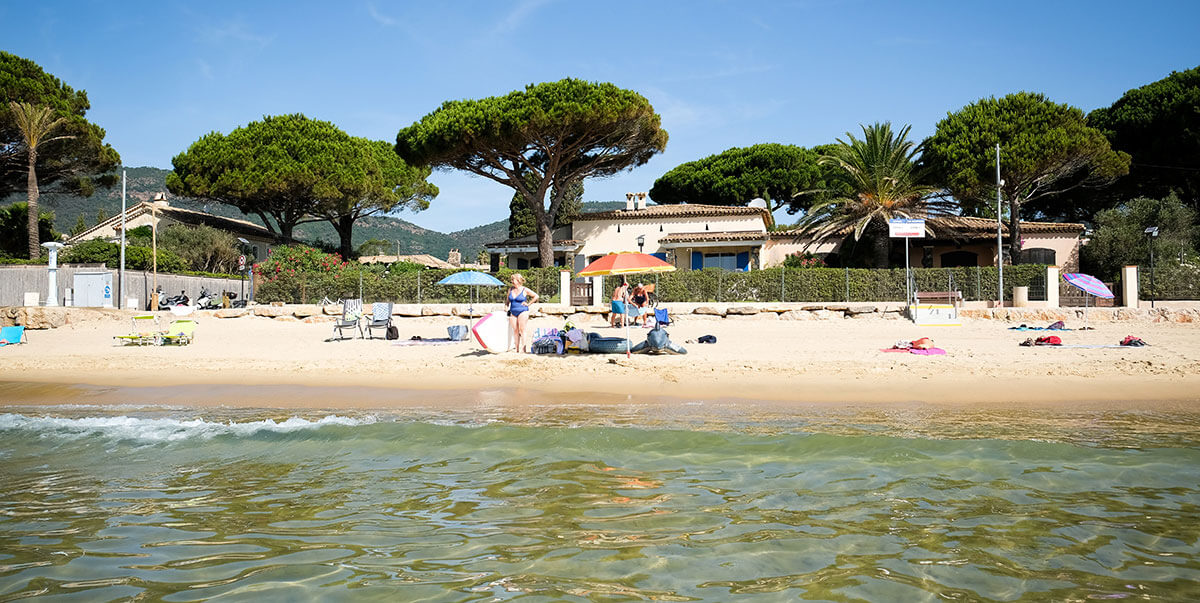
[1121,265,1139,308]
[559,270,571,305]
[42,242,65,306]
[1046,265,1060,308]
[1013,286,1029,307]
[592,276,604,306]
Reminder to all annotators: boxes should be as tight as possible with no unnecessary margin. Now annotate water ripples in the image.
[1,407,1199,600]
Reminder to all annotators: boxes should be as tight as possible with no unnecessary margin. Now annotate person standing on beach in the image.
[506,273,539,353]
[610,279,629,327]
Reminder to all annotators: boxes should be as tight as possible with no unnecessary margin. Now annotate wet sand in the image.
[2,313,1198,408]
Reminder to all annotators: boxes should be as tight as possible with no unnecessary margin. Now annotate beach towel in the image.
[1020,335,1063,346]
[880,346,946,355]
[1008,322,1072,331]
[1120,336,1148,347]
[392,338,462,346]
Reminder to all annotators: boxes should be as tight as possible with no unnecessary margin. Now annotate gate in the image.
[570,280,593,306]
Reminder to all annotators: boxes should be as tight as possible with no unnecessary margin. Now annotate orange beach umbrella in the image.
[578,252,675,277]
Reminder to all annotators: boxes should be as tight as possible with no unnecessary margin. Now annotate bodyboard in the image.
[471,311,514,352]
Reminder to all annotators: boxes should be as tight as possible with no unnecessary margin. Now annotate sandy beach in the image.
[2,310,1198,409]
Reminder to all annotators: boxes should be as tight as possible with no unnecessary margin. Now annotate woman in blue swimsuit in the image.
[505,273,539,353]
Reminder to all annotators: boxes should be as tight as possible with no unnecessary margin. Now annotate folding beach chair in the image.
[652,307,673,327]
[114,315,162,346]
[0,326,27,346]
[159,319,197,346]
[363,302,394,339]
[331,299,363,340]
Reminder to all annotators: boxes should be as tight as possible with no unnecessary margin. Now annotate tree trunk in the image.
[1008,201,1022,265]
[535,214,553,268]
[331,214,356,260]
[26,150,40,259]
[871,222,890,269]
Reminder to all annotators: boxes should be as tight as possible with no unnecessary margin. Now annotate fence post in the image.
[1046,265,1060,308]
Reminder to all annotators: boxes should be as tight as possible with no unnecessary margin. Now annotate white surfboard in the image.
[471,311,514,352]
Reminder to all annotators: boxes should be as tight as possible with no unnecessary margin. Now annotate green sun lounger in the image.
[160,319,197,346]
[114,315,162,346]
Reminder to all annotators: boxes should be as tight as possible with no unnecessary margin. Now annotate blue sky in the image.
[4,1,1197,233]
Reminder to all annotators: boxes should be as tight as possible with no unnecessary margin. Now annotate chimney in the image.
[448,248,461,266]
[636,192,647,210]
[625,192,635,211]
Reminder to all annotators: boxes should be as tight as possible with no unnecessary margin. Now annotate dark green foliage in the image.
[1088,66,1200,210]
[509,179,582,238]
[922,92,1130,261]
[0,51,120,197]
[60,238,187,272]
[0,202,56,258]
[1082,194,1198,280]
[70,213,87,236]
[397,78,668,267]
[256,266,563,305]
[357,239,392,256]
[650,143,830,213]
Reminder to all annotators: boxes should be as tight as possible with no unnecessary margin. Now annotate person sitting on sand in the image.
[505,273,539,353]
[610,280,629,328]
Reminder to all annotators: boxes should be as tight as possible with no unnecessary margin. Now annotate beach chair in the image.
[332,299,363,340]
[652,307,673,327]
[0,326,27,346]
[114,315,162,346]
[159,319,197,346]
[363,302,394,339]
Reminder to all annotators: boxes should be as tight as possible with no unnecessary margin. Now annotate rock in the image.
[322,304,343,316]
[392,304,423,317]
[291,304,322,318]
[726,306,759,315]
[253,306,290,317]
[538,305,573,315]
[270,301,285,307]
[693,306,726,317]
[846,305,878,315]
[214,308,248,319]
[1171,309,1196,323]
[811,309,844,320]
[422,305,454,316]
[778,310,814,321]
[273,315,300,322]
[800,304,826,311]
[302,315,333,324]
[758,304,792,314]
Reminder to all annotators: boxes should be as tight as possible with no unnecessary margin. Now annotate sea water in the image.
[1,401,1199,601]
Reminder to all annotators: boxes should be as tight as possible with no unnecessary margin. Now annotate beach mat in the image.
[392,338,463,347]
[880,347,946,355]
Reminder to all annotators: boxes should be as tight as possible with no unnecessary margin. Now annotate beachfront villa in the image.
[486,193,1086,273]
[67,197,281,261]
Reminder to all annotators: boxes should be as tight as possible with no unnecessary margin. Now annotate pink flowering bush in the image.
[783,252,827,269]
[253,245,348,283]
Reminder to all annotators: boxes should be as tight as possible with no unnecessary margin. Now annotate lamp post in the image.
[995,144,1004,306]
[637,234,645,253]
[119,169,126,309]
[1145,226,1159,308]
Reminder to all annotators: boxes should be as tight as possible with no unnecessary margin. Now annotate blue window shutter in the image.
[691,251,703,270]
[737,251,750,271]
[651,252,667,261]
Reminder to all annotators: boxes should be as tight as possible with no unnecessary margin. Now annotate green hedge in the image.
[255,266,564,304]
[1139,259,1200,301]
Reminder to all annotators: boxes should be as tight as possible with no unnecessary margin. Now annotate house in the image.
[485,194,774,272]
[67,198,282,261]
[485,194,1087,272]
[764,216,1085,272]
[358,254,458,269]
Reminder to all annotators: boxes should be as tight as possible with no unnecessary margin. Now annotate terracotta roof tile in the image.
[575,203,771,222]
[659,231,768,244]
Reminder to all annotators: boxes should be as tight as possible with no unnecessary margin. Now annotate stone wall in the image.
[6,303,1199,329]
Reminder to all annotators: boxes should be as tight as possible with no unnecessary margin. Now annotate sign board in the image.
[889,218,925,238]
[238,255,246,271]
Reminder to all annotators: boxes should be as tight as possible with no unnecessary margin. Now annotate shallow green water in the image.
[1,403,1199,601]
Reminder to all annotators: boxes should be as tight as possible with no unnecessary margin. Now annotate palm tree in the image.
[9,101,73,259]
[795,122,952,268]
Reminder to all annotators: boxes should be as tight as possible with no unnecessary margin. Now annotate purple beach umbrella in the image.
[1062,272,1114,327]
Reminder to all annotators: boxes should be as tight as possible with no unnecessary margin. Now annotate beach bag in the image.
[447,325,468,341]
[531,337,561,355]
[1035,335,1062,346]
[386,325,399,340]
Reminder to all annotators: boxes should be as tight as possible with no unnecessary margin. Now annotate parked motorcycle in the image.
[155,288,190,311]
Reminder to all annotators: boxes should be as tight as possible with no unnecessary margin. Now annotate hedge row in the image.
[255,264,1051,304]
[1139,260,1200,301]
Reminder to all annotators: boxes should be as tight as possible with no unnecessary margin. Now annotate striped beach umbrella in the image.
[1062,272,1114,327]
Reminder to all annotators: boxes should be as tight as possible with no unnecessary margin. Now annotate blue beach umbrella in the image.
[1062,272,1114,327]
[437,271,505,321]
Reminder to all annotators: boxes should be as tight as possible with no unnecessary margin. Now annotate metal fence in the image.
[0,265,246,309]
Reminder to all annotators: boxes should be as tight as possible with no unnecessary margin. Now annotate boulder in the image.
[291,304,322,318]
[392,304,424,317]
[811,309,844,320]
[214,308,248,319]
[422,305,455,316]
[726,306,760,315]
[302,315,333,324]
[846,305,878,315]
[322,304,343,316]
[758,304,793,314]
[778,310,815,321]
[273,315,300,322]
[253,306,290,318]
[693,306,726,317]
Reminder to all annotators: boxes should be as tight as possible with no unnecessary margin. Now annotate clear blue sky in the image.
[4,1,1197,233]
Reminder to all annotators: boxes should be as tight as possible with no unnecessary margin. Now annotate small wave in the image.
[0,413,374,443]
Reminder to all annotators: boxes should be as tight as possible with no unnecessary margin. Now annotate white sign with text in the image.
[888,218,926,238]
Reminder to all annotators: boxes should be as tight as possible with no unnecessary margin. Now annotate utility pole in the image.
[119,169,126,309]
[995,144,1004,305]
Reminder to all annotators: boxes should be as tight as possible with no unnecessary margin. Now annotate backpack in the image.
[386,325,399,340]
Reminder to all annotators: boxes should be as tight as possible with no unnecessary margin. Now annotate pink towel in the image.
[910,347,946,355]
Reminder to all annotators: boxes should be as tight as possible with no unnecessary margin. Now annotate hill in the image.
[4,168,634,261]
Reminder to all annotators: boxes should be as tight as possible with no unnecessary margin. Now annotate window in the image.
[940,250,979,267]
[703,252,737,271]
[1021,248,1056,265]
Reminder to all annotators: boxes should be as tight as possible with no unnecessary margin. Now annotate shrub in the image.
[60,239,187,272]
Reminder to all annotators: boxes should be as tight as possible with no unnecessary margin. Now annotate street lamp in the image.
[1145,226,1159,308]
[151,192,167,309]
[637,234,645,253]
